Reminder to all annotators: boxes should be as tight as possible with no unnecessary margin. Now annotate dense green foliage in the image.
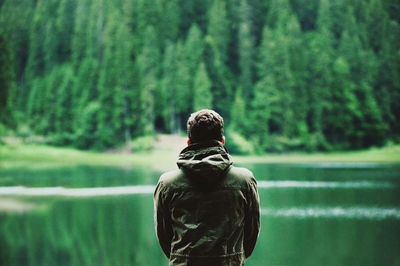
[0,0,399,151]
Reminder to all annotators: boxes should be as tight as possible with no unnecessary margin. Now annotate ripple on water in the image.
[257,180,397,189]
[261,206,400,220]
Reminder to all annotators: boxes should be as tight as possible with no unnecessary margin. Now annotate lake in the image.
[0,162,399,265]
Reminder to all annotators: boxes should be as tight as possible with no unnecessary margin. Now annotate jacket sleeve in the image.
[154,181,173,259]
[244,176,260,258]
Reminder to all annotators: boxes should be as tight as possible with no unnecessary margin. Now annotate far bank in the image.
[1,135,400,171]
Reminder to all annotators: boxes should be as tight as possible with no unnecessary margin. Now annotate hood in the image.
[177,140,233,185]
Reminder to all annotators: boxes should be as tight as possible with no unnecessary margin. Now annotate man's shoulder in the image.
[157,165,256,188]
[224,165,257,188]
[227,166,254,180]
[158,169,184,185]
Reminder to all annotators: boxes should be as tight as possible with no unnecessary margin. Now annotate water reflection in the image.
[1,179,396,198]
[0,163,399,265]
[0,195,168,265]
[0,185,155,197]
[261,206,400,220]
[0,165,159,188]
[258,180,397,189]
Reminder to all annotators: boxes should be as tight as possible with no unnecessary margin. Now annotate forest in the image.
[0,0,399,153]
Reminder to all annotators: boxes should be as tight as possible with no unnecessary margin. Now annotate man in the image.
[154,109,260,266]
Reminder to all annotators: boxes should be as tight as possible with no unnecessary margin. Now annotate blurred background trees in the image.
[0,0,399,152]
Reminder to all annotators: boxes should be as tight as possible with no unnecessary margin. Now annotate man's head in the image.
[187,109,224,145]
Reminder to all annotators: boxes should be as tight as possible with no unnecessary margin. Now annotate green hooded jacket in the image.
[154,140,260,266]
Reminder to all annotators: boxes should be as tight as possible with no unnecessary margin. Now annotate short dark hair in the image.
[187,109,224,143]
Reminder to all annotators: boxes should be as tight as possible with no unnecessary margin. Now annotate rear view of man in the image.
[154,109,260,266]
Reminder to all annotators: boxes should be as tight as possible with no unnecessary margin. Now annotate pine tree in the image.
[0,0,34,92]
[327,56,359,148]
[265,0,292,29]
[160,42,178,133]
[114,17,135,144]
[0,30,17,128]
[373,8,400,138]
[71,0,90,68]
[358,80,387,146]
[160,0,180,42]
[175,41,192,126]
[333,7,387,148]
[137,26,161,135]
[95,9,135,148]
[285,14,308,139]
[256,19,298,138]
[256,27,282,136]
[44,20,58,72]
[72,57,99,143]
[193,62,213,111]
[86,0,106,61]
[172,23,206,129]
[302,0,336,149]
[74,102,100,149]
[366,0,388,52]
[26,78,43,132]
[205,0,233,116]
[250,78,273,151]
[136,0,162,48]
[230,87,248,136]
[42,67,61,134]
[238,0,254,99]
[55,65,75,145]
[207,0,229,65]
[25,0,51,82]
[55,0,76,62]
[184,24,204,83]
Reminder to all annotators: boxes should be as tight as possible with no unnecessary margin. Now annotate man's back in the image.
[154,140,260,266]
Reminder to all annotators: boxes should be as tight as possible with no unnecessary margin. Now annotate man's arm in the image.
[244,176,261,258]
[154,181,173,258]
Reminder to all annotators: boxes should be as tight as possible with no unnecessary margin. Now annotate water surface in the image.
[0,163,399,265]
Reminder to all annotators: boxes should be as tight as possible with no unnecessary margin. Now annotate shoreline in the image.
[1,139,400,170]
